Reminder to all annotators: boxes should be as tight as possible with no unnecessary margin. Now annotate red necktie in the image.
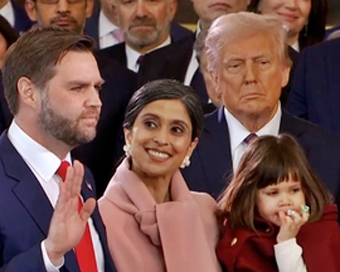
[56,161,98,272]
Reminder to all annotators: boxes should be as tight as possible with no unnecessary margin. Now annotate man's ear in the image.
[86,0,95,18]
[25,0,38,22]
[17,77,39,108]
[168,0,177,22]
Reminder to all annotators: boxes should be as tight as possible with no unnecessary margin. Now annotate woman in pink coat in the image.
[98,79,221,272]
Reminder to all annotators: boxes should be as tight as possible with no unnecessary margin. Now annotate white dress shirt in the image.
[0,1,14,27]
[99,10,121,49]
[184,21,200,86]
[224,103,282,171]
[125,36,171,72]
[7,120,104,272]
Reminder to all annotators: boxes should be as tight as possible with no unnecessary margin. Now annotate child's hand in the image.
[276,208,309,243]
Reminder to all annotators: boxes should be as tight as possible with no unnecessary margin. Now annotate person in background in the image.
[0,0,32,33]
[99,79,221,272]
[85,0,192,49]
[194,27,222,113]
[25,0,94,34]
[217,134,340,272]
[248,0,327,52]
[0,27,116,271]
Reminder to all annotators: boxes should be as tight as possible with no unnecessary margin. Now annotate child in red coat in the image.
[217,134,340,272]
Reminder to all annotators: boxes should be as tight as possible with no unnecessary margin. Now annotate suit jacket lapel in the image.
[199,107,233,195]
[0,133,84,272]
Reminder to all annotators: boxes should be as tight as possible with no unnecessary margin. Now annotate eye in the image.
[171,126,184,135]
[226,62,243,74]
[144,120,157,129]
[266,191,278,196]
[256,59,271,69]
[291,187,301,193]
[94,85,102,93]
[70,86,84,92]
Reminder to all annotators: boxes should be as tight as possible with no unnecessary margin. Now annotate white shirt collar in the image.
[99,10,119,38]
[0,1,14,27]
[125,36,171,72]
[291,40,299,52]
[7,120,72,183]
[224,103,282,153]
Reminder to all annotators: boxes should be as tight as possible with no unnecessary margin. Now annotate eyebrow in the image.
[67,79,105,86]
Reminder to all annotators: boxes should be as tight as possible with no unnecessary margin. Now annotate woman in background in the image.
[248,0,327,51]
[99,79,221,272]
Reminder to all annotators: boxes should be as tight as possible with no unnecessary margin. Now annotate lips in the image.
[51,16,77,26]
[209,2,231,9]
[146,148,171,161]
[278,12,299,22]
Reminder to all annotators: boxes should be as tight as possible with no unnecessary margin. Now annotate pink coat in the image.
[98,159,221,272]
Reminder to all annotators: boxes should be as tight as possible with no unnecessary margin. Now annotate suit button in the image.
[230,237,238,246]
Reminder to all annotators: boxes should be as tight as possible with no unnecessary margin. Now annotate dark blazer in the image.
[96,35,209,107]
[181,107,340,209]
[0,132,116,271]
[85,1,193,48]
[12,1,32,33]
[286,38,340,134]
[73,59,137,198]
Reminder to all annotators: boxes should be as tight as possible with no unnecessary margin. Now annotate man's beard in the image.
[38,93,98,147]
[126,16,164,48]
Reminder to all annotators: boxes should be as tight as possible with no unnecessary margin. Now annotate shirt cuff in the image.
[274,238,307,272]
[41,240,64,272]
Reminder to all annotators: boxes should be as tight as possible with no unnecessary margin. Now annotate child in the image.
[217,134,340,272]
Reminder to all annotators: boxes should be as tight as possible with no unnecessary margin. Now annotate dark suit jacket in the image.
[73,59,137,198]
[96,35,209,107]
[85,1,192,48]
[12,1,32,33]
[181,107,340,211]
[286,38,340,134]
[0,132,116,271]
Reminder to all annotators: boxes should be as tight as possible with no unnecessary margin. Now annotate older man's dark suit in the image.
[286,38,340,134]
[181,107,340,211]
[96,35,209,106]
[0,132,117,271]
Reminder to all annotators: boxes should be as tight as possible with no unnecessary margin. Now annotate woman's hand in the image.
[276,208,309,243]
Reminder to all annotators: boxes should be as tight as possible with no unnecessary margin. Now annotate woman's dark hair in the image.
[0,14,19,49]
[248,0,327,50]
[217,134,332,231]
[123,79,204,141]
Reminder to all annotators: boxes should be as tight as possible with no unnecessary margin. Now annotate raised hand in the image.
[45,160,96,265]
[276,207,309,243]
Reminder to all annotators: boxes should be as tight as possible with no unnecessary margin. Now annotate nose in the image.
[284,0,297,9]
[278,193,293,208]
[56,0,70,12]
[136,1,147,17]
[243,62,258,85]
[86,87,102,110]
[153,126,169,145]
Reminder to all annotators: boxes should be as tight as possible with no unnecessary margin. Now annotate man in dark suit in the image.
[182,13,340,215]
[0,27,116,271]
[286,38,340,135]
[85,0,192,49]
